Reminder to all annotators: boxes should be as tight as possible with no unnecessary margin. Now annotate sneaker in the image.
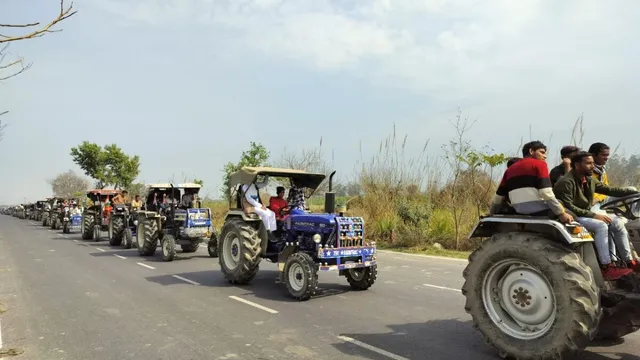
[626,259,640,273]
[602,264,634,281]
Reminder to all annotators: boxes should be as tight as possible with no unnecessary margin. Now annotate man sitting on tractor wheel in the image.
[269,186,290,220]
[489,140,574,225]
[553,151,640,280]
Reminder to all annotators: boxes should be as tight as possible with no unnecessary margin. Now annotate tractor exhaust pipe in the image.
[324,171,337,214]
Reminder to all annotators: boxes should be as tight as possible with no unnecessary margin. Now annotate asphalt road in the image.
[1,215,640,360]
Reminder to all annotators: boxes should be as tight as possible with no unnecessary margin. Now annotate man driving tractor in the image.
[269,186,289,220]
[553,151,640,280]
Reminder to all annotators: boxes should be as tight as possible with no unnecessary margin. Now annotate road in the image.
[0,215,639,360]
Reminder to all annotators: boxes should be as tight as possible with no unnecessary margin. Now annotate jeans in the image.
[577,215,632,264]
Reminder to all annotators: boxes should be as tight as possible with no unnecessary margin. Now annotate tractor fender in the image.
[469,215,593,245]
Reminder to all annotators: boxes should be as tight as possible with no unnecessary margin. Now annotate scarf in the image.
[593,164,605,178]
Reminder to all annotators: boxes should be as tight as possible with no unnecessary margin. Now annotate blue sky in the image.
[1,0,640,203]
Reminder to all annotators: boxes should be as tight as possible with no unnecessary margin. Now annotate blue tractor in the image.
[135,183,214,261]
[218,167,378,301]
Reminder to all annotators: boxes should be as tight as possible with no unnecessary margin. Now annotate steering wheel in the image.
[599,193,640,220]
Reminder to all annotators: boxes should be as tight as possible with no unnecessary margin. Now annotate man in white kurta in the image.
[242,175,277,233]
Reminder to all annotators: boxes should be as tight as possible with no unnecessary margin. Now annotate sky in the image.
[1,0,640,204]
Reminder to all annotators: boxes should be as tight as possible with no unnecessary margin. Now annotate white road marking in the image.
[49,249,55,252]
[172,275,201,286]
[114,255,127,259]
[82,243,90,247]
[73,240,79,243]
[229,296,278,314]
[422,283,461,292]
[136,262,155,270]
[95,247,106,252]
[337,335,409,360]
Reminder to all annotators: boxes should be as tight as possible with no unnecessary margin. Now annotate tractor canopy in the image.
[86,189,122,202]
[228,167,326,190]
[145,183,202,205]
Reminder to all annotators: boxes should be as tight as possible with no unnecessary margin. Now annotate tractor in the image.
[462,193,640,359]
[80,189,121,241]
[34,200,46,221]
[135,183,213,261]
[107,202,139,249]
[218,167,378,301]
[43,197,64,227]
[61,200,82,234]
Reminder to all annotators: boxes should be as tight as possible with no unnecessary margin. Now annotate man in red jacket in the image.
[269,186,289,220]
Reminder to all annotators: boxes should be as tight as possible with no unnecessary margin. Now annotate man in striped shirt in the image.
[490,141,574,224]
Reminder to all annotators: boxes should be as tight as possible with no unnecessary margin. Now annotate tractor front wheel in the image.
[283,252,318,301]
[208,229,219,258]
[123,228,133,249]
[137,218,158,256]
[462,232,600,360]
[161,234,176,262]
[81,214,95,240]
[345,265,377,290]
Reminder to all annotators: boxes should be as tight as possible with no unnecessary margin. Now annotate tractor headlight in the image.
[134,220,138,225]
[313,234,321,243]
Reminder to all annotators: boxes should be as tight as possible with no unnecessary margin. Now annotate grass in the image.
[0,348,24,358]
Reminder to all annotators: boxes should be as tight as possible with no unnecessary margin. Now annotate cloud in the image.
[84,0,639,107]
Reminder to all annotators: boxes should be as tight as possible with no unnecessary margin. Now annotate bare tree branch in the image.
[0,0,77,43]
[0,0,77,140]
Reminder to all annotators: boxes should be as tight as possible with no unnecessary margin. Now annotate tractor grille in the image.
[336,217,365,247]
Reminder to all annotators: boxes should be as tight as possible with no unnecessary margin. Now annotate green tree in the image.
[221,142,270,200]
[126,183,148,198]
[193,178,204,186]
[70,141,140,189]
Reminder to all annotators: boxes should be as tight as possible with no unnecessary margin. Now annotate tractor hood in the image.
[285,213,337,234]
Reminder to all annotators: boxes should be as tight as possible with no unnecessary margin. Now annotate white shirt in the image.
[242,175,269,208]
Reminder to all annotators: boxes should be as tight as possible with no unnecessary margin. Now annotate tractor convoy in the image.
[5,166,640,359]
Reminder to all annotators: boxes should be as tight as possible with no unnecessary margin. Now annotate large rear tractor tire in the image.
[81,214,95,240]
[345,265,378,290]
[137,218,158,256]
[108,216,125,246]
[283,252,318,301]
[462,232,600,360]
[218,219,261,284]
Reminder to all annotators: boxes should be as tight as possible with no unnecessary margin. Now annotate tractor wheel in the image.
[218,218,261,285]
[462,232,600,360]
[208,229,219,258]
[137,218,158,256]
[63,222,69,234]
[283,252,319,301]
[123,228,133,249]
[50,217,57,230]
[93,222,101,242]
[161,234,176,262]
[181,241,200,253]
[81,214,95,240]
[345,265,378,290]
[108,216,125,246]
[42,215,47,226]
